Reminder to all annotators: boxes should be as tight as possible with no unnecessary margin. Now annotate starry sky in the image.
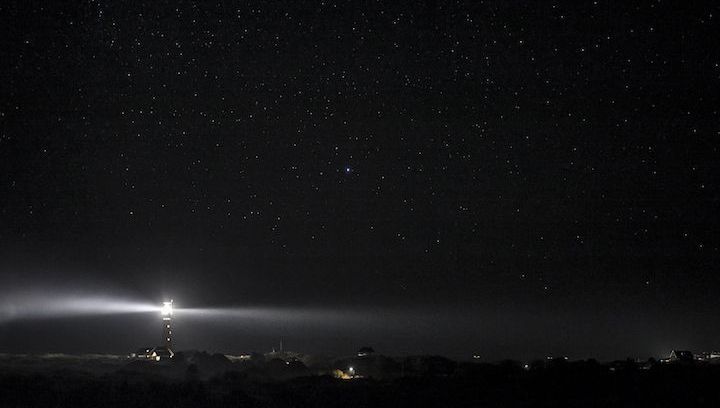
[0,1,719,359]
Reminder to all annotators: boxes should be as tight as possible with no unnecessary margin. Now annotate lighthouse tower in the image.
[161,300,173,350]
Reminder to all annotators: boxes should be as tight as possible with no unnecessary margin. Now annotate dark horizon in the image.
[1,1,719,363]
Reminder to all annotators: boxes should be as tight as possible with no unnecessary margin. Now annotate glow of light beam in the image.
[0,293,160,323]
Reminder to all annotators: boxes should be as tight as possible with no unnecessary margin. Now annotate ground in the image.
[0,353,718,407]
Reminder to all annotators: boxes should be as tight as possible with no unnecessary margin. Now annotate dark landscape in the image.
[2,351,720,407]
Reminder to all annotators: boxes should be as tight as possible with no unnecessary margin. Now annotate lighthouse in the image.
[161,300,173,350]
[128,299,175,361]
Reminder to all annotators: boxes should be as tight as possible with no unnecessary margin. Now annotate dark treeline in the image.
[0,354,718,407]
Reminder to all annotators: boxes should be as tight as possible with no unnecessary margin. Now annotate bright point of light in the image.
[161,300,173,316]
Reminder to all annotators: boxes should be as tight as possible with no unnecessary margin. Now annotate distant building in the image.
[357,346,375,357]
[225,353,253,362]
[129,347,154,359]
[661,350,693,363]
[694,351,720,362]
[128,346,174,361]
[152,346,174,361]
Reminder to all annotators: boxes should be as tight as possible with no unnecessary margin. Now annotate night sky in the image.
[1,1,719,360]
